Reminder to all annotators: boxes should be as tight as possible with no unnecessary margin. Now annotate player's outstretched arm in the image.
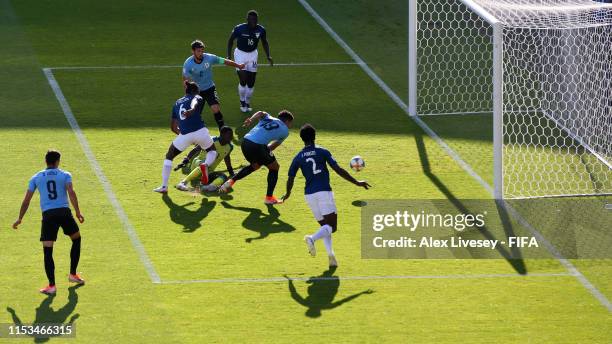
[331,164,371,190]
[281,176,295,202]
[243,111,267,127]
[223,58,245,70]
[13,190,34,229]
[67,182,85,223]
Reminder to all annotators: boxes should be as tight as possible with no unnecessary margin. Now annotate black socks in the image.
[70,237,81,275]
[43,246,55,286]
[267,170,279,197]
[233,165,255,181]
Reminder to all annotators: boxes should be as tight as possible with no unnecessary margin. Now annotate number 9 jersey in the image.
[28,168,72,212]
[288,144,338,195]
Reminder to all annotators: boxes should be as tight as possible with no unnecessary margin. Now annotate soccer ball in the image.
[349,156,365,172]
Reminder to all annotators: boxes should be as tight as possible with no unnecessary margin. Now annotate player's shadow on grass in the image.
[6,284,82,343]
[162,194,216,233]
[220,201,295,242]
[414,132,527,274]
[284,267,374,318]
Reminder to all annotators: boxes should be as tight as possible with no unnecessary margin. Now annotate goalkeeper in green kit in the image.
[175,126,235,192]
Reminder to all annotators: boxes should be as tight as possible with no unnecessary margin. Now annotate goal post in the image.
[409,0,612,200]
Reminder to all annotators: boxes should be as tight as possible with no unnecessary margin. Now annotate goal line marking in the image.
[159,272,574,284]
[297,0,611,312]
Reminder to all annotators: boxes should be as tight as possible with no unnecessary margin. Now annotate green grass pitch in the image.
[0,0,610,342]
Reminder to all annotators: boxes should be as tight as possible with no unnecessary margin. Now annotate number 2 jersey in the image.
[172,94,205,135]
[244,113,289,145]
[28,168,72,212]
[288,144,339,195]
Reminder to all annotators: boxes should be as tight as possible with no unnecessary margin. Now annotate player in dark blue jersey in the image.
[154,81,220,193]
[227,10,273,113]
[13,150,86,295]
[281,125,370,267]
[183,39,246,130]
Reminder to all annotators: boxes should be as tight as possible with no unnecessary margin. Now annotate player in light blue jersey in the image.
[220,110,294,205]
[281,125,370,268]
[182,39,245,131]
[13,150,86,295]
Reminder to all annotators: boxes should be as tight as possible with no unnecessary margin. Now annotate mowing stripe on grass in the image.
[297,0,611,312]
[46,61,359,71]
[42,68,161,284]
[160,272,573,285]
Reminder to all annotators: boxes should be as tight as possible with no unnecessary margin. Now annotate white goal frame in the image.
[408,0,612,200]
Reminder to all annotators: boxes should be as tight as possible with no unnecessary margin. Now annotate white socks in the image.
[204,150,218,167]
[310,224,334,256]
[245,87,254,104]
[162,159,173,188]
[323,236,335,257]
[311,224,332,241]
[238,85,254,104]
[238,84,247,102]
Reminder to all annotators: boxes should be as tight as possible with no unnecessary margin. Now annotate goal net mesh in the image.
[416,0,612,198]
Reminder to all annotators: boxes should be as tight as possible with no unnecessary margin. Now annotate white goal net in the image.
[409,0,612,199]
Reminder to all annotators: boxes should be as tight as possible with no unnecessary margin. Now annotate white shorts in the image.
[172,127,213,152]
[305,191,337,222]
[234,48,258,72]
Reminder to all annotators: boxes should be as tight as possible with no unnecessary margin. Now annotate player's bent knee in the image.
[268,161,280,171]
[69,231,81,240]
[165,144,182,160]
[246,72,257,87]
[322,213,338,232]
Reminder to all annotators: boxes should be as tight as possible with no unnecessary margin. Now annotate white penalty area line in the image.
[45,61,359,71]
[42,68,161,283]
[297,0,612,312]
[160,272,573,285]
